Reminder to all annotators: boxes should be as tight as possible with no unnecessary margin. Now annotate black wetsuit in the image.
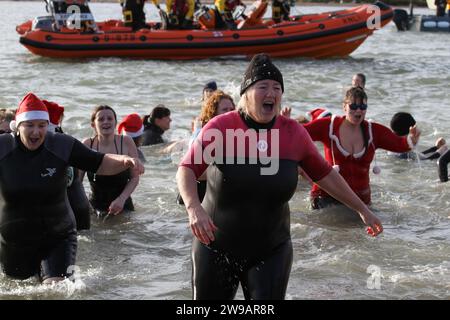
[396,146,442,160]
[87,136,133,213]
[181,111,331,299]
[141,123,164,146]
[438,149,450,182]
[0,133,104,280]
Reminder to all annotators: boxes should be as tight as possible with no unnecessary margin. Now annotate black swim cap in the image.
[390,112,416,136]
[240,53,284,96]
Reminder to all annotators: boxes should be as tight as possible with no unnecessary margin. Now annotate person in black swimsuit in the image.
[80,105,140,216]
[0,93,144,283]
[177,54,383,300]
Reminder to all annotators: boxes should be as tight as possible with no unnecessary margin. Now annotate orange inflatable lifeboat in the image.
[17,1,394,60]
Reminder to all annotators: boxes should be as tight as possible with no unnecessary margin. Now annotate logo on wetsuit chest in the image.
[41,168,56,177]
[257,140,268,152]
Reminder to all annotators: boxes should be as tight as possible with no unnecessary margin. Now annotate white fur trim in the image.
[317,109,332,119]
[123,126,144,138]
[328,115,372,159]
[16,111,49,124]
[48,123,58,132]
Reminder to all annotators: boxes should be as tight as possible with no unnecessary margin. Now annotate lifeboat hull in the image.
[18,3,393,60]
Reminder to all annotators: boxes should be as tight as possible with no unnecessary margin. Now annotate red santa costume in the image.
[304,115,413,205]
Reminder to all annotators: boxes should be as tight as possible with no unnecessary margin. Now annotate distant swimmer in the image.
[390,112,448,160]
[0,93,144,283]
[351,73,366,89]
[177,54,383,300]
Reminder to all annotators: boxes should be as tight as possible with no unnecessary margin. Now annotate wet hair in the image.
[390,112,416,136]
[344,86,367,104]
[0,108,16,122]
[90,105,118,124]
[143,104,171,126]
[353,73,366,87]
[203,81,217,92]
[199,90,235,127]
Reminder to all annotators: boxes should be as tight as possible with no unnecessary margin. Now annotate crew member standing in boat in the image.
[214,0,245,29]
[166,0,195,29]
[435,0,446,17]
[121,0,147,30]
[272,0,290,23]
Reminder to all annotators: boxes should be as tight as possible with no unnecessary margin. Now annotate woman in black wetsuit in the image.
[80,105,140,216]
[0,93,144,283]
[141,104,171,146]
[177,54,384,300]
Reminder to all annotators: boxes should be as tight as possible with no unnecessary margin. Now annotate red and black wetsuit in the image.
[180,111,331,299]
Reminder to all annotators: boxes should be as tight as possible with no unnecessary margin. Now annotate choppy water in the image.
[0,1,450,300]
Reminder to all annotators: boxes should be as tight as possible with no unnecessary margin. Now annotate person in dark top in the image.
[80,106,140,217]
[43,99,93,231]
[0,93,144,283]
[141,104,171,146]
[177,53,383,300]
[390,112,447,160]
[435,0,447,17]
[272,0,290,23]
[438,149,450,182]
[121,0,147,31]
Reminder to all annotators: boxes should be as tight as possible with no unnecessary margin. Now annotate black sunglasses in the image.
[348,103,368,111]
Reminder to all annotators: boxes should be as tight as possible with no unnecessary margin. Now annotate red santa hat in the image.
[42,100,64,126]
[10,93,49,131]
[42,100,65,132]
[307,108,332,121]
[117,113,144,138]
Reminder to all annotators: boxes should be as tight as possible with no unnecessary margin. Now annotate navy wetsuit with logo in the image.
[0,132,104,280]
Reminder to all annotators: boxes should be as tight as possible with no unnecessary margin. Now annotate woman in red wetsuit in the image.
[177,54,384,300]
[304,87,421,209]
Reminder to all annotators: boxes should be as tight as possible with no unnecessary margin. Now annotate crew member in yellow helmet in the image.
[214,0,245,29]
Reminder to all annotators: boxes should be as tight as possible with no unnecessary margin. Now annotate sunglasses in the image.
[348,103,368,111]
[0,130,11,134]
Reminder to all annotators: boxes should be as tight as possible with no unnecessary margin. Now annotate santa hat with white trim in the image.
[307,108,332,121]
[117,113,144,138]
[10,93,49,131]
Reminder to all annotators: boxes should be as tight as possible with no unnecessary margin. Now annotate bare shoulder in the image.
[82,136,93,146]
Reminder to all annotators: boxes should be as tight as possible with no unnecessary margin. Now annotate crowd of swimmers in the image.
[0,56,449,299]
